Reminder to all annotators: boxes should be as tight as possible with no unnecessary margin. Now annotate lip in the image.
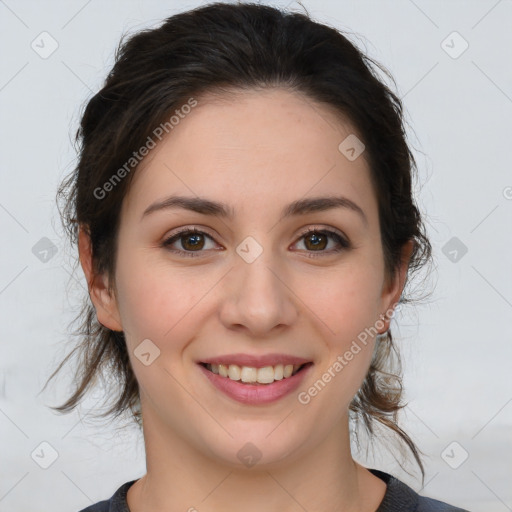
[198,353,311,368]
[198,361,313,405]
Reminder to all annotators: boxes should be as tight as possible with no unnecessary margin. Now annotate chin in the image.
[199,426,309,471]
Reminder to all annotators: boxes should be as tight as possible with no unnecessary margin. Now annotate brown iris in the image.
[304,232,328,251]
[180,232,205,251]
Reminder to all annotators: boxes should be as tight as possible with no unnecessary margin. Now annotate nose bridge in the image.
[239,249,281,304]
[219,238,297,335]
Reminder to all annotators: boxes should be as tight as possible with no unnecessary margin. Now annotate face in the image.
[84,88,409,468]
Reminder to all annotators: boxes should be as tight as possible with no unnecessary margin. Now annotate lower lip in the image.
[198,363,312,405]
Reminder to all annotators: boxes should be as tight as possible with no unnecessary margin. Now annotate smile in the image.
[201,362,308,385]
[197,362,313,404]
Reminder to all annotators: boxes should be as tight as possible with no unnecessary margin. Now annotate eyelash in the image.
[161,226,351,259]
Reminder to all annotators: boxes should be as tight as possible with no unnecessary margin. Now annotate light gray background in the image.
[1,1,511,511]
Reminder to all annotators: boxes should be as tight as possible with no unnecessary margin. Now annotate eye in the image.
[162,227,220,257]
[292,227,351,258]
[161,226,351,258]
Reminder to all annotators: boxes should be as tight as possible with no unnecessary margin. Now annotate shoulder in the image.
[368,468,471,512]
[78,500,110,512]
[76,480,137,512]
[416,494,471,511]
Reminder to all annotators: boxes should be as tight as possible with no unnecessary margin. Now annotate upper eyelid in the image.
[165,226,218,243]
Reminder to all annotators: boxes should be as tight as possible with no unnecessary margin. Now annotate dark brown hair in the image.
[44,1,432,484]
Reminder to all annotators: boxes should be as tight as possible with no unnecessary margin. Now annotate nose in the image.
[218,250,299,338]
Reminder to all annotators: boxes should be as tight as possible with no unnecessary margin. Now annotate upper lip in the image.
[199,353,312,368]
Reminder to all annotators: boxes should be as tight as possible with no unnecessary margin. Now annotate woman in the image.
[46,2,470,511]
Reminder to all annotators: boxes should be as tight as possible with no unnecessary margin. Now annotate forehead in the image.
[121,87,377,223]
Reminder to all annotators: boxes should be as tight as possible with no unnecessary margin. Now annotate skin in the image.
[79,88,413,512]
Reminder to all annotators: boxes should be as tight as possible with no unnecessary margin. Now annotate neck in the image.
[127,400,386,512]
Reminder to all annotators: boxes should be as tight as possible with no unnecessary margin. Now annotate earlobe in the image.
[78,225,123,332]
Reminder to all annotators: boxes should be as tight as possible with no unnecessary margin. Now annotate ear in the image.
[378,240,414,333]
[78,224,123,332]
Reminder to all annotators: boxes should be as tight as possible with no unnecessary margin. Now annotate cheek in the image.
[113,257,211,399]
[292,260,383,400]
[114,253,197,343]
[297,262,383,341]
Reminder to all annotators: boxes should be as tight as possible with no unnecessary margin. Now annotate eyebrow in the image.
[141,194,368,226]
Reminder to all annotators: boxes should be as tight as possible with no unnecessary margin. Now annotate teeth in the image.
[228,364,241,381]
[240,366,257,383]
[207,363,303,384]
[273,364,284,380]
[256,366,275,384]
